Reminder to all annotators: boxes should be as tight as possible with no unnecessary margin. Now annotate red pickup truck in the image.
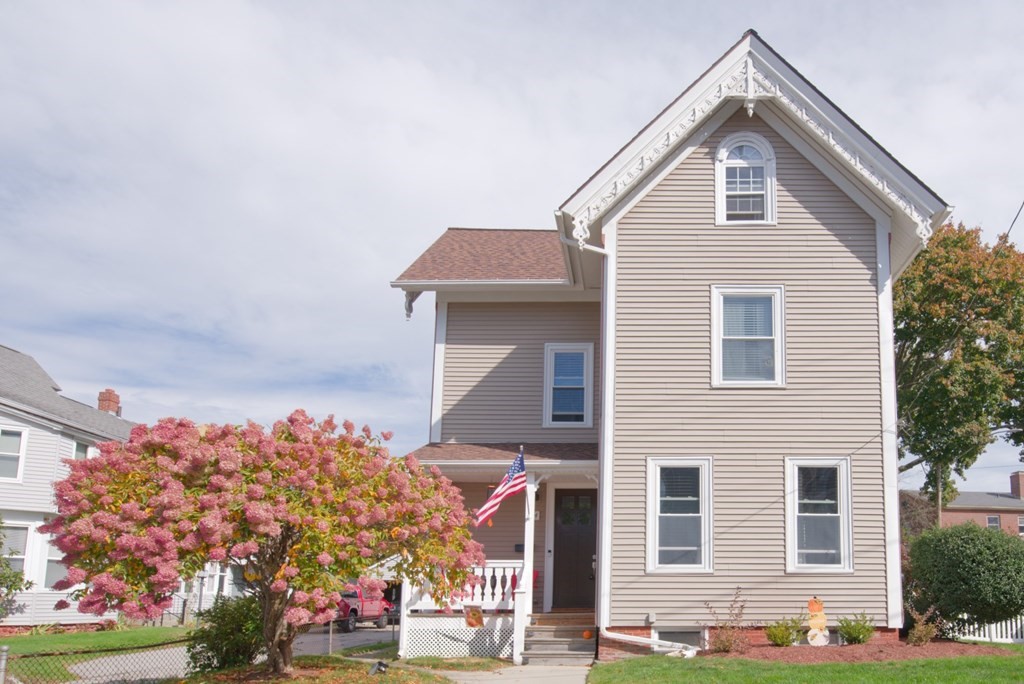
[335,588,394,632]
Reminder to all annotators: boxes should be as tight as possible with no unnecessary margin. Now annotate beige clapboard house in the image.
[392,31,950,663]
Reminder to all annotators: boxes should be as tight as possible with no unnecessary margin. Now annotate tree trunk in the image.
[262,588,294,674]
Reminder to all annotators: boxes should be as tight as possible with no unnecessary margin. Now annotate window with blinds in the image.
[785,458,851,572]
[647,457,713,572]
[543,343,593,428]
[712,285,784,386]
[1,526,28,575]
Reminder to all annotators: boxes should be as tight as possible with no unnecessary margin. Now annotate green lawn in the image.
[2,626,188,683]
[181,655,454,683]
[588,651,1024,684]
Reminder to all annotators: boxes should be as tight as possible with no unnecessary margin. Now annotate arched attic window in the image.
[715,132,776,225]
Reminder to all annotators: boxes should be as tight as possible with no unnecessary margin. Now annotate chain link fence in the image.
[0,638,190,684]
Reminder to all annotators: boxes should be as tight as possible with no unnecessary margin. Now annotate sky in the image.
[1,1,1022,494]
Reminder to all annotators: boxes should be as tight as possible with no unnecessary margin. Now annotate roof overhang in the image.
[559,30,952,274]
[423,459,599,483]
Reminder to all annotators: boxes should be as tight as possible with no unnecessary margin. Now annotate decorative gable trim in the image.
[566,33,948,253]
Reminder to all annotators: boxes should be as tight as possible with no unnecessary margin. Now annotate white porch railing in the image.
[958,614,1024,643]
[400,561,525,659]
[404,561,525,612]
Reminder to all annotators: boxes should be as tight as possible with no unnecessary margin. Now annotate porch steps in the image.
[524,613,596,666]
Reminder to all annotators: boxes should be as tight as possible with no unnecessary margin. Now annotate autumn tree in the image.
[895,223,1024,507]
[42,411,484,674]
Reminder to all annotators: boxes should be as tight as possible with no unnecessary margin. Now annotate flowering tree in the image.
[42,411,484,673]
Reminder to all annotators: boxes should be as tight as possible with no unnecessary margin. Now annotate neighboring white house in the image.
[0,344,134,625]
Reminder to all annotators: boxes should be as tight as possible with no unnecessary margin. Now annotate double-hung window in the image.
[46,537,67,589]
[543,343,593,428]
[1,526,28,576]
[0,428,25,480]
[987,515,1001,530]
[715,132,776,224]
[711,285,784,386]
[785,458,852,572]
[1018,516,1024,537]
[74,441,90,460]
[647,457,713,572]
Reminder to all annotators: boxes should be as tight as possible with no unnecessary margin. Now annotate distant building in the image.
[0,344,133,624]
[944,472,1024,537]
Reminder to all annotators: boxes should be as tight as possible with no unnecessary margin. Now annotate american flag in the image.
[474,447,527,527]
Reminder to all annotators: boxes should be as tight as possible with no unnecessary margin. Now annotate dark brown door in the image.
[553,488,597,610]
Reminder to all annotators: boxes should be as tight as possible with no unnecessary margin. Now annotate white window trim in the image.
[987,515,1001,529]
[785,457,853,573]
[715,131,777,226]
[711,285,785,387]
[0,426,27,483]
[542,342,594,429]
[646,456,713,574]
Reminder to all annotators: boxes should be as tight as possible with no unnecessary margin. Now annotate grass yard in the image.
[588,649,1024,683]
[404,655,511,671]
[2,626,188,683]
[183,655,454,683]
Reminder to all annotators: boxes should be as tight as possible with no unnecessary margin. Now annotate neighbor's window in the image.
[46,537,67,589]
[74,441,90,460]
[711,285,785,386]
[715,132,776,224]
[0,429,25,479]
[786,458,852,572]
[543,343,593,428]
[987,515,1001,530]
[1,526,28,575]
[1018,516,1024,536]
[647,457,713,572]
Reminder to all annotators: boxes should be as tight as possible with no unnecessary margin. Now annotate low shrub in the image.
[906,603,941,646]
[187,595,264,673]
[836,612,875,645]
[703,587,749,653]
[764,615,804,647]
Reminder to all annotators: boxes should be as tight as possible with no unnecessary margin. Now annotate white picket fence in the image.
[957,614,1024,643]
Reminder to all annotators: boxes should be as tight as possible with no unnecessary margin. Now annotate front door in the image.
[553,488,597,610]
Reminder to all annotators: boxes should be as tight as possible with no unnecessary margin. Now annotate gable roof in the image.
[392,228,569,289]
[556,29,952,276]
[0,345,133,441]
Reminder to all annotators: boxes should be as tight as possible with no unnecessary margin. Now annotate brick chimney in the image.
[1011,472,1024,499]
[97,388,121,416]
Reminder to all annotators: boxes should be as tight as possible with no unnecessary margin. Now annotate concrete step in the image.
[524,638,595,654]
[523,650,595,666]
[530,611,595,627]
[526,625,596,639]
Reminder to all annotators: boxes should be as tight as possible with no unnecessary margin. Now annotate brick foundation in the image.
[598,624,901,660]
[597,626,653,661]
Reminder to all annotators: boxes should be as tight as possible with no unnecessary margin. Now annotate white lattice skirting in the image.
[403,614,514,658]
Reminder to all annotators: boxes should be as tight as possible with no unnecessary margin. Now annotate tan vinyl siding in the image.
[441,302,601,443]
[610,110,888,625]
[458,482,546,612]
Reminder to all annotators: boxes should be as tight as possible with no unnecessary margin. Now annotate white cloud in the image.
[2,1,1023,472]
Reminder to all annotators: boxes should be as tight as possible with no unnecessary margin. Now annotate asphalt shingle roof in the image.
[946,491,1024,511]
[0,345,133,441]
[394,228,567,283]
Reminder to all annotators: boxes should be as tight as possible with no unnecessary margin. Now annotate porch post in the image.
[513,472,537,665]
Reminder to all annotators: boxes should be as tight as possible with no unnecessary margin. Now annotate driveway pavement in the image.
[293,622,400,656]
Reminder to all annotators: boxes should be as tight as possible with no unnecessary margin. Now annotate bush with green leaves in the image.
[187,595,265,673]
[764,615,804,647]
[836,612,874,644]
[909,522,1024,631]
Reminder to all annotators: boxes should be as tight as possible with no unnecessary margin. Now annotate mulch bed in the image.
[703,639,1010,663]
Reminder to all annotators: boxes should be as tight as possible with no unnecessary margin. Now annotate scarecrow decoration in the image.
[806,596,829,646]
